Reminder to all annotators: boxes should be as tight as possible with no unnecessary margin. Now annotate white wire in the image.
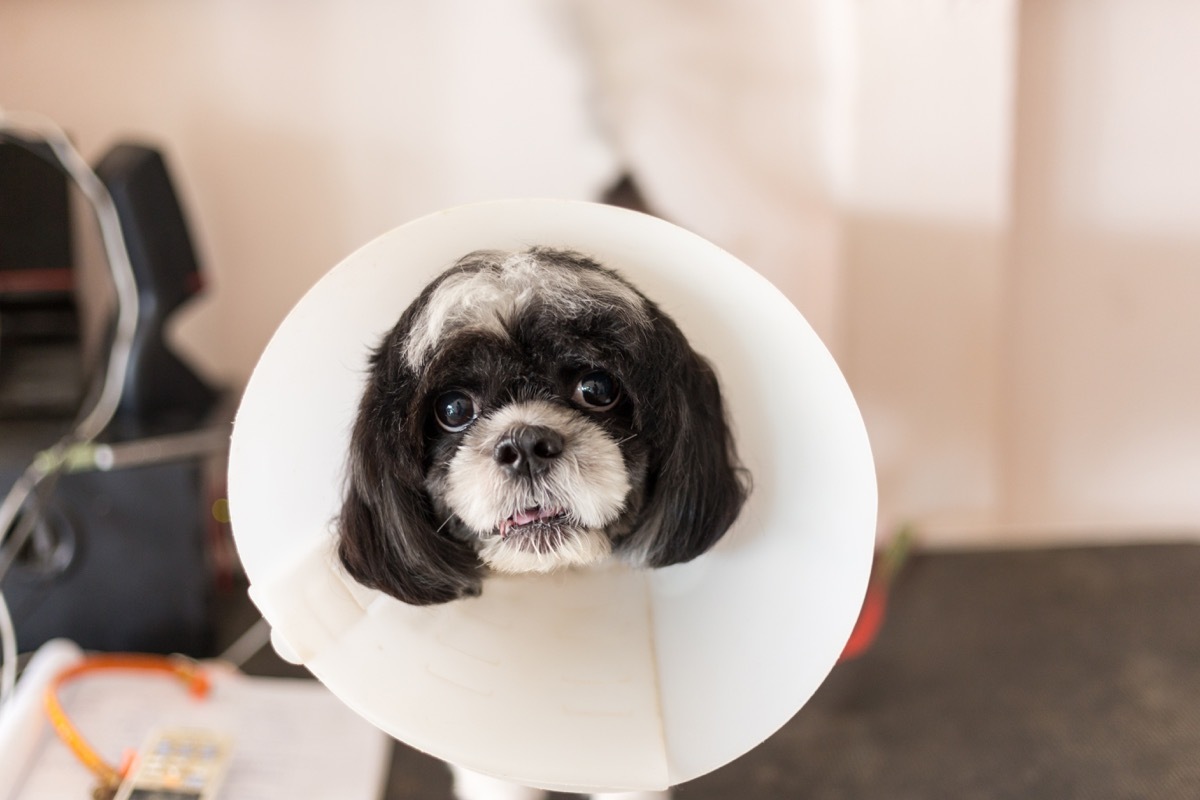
[0,107,140,547]
[0,107,141,708]
[0,589,16,705]
[0,461,51,585]
[0,107,140,444]
[217,616,272,669]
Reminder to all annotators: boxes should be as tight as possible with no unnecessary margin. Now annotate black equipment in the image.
[0,137,221,656]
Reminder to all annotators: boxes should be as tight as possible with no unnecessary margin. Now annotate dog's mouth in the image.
[497,506,579,554]
[478,502,611,569]
[498,505,567,540]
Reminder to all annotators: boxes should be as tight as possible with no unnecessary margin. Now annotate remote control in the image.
[112,728,233,800]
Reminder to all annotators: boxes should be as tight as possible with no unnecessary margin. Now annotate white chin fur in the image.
[479,526,613,573]
[444,400,631,572]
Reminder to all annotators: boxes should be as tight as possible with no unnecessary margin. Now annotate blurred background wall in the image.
[1,0,1197,547]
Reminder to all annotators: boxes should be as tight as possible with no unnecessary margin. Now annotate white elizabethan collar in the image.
[228,200,876,794]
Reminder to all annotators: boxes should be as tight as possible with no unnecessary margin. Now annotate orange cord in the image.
[43,654,212,791]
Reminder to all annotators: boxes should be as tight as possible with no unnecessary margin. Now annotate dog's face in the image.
[337,248,748,605]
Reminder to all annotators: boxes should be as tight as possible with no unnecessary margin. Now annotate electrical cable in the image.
[0,108,140,445]
[0,589,16,705]
[0,462,64,584]
[216,616,272,669]
[43,653,212,794]
[0,107,140,708]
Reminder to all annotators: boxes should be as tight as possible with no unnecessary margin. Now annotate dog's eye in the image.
[573,371,621,411]
[433,391,477,432]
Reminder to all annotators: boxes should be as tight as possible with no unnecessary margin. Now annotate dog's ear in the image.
[336,341,483,606]
[624,312,750,567]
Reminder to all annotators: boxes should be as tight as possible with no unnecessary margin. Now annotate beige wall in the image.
[1001,0,1200,539]
[0,0,618,386]
[840,0,1015,542]
[843,0,1200,543]
[2,0,1197,544]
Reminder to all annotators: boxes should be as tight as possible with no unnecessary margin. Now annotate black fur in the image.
[337,248,749,605]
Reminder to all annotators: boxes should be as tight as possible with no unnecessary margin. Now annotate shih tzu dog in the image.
[337,247,747,800]
[336,246,749,607]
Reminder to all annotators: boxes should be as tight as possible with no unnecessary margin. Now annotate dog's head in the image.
[337,247,749,605]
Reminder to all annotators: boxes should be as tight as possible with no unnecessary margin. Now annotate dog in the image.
[335,247,749,799]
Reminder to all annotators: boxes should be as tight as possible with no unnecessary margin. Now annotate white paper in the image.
[8,665,390,800]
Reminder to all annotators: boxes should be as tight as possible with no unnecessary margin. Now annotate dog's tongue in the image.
[511,507,543,526]
[501,506,563,538]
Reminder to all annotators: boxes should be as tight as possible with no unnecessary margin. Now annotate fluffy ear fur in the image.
[620,308,750,567]
[336,318,484,605]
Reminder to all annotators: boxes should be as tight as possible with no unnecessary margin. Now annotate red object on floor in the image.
[840,579,889,661]
[838,528,913,662]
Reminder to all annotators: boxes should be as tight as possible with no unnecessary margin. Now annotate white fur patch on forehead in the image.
[403,250,649,370]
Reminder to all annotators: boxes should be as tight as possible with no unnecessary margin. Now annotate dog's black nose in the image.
[494,425,564,478]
